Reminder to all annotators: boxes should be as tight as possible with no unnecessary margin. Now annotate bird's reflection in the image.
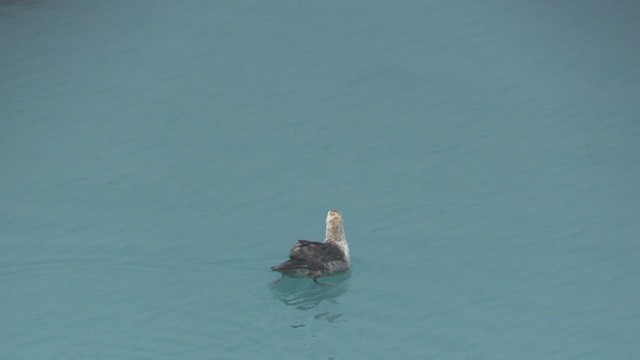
[270,272,350,311]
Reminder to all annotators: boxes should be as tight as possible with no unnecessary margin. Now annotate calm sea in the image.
[1,0,639,359]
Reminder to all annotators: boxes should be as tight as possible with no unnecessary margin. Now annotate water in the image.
[2,0,639,358]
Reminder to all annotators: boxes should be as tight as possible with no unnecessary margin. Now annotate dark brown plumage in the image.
[271,240,348,280]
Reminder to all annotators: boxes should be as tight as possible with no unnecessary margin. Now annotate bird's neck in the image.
[325,225,349,262]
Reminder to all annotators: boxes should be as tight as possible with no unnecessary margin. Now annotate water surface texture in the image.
[2,1,639,359]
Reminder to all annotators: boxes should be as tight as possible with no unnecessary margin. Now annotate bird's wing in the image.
[288,240,344,271]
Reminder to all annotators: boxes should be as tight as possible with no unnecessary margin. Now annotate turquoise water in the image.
[2,0,639,358]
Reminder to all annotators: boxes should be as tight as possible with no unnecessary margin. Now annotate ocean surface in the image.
[1,1,639,359]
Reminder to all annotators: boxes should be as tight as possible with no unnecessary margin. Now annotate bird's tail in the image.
[271,259,309,277]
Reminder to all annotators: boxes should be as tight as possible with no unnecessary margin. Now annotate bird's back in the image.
[271,240,349,279]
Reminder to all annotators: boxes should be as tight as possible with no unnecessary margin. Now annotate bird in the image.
[271,210,350,282]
